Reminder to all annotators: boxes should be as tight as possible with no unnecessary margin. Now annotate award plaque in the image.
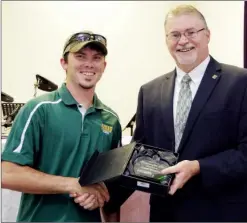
[123,144,177,185]
[79,142,179,196]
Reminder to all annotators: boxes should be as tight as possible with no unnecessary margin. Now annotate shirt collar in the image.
[58,83,104,109]
[93,94,105,110]
[176,55,210,85]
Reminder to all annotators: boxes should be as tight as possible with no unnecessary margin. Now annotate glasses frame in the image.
[166,28,206,42]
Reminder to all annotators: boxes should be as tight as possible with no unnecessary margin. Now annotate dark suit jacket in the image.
[133,56,247,221]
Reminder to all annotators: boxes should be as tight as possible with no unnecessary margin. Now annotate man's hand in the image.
[161,160,200,195]
[70,192,98,210]
[70,182,110,210]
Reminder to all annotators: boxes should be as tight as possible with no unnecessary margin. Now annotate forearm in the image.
[2,161,76,194]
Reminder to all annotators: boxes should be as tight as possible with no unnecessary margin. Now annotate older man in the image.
[133,5,247,221]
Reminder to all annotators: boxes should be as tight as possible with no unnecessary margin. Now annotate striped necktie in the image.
[175,74,192,152]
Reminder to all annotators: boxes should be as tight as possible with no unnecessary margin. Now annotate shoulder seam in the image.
[102,108,119,120]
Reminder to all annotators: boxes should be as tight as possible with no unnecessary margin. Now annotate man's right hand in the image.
[68,179,110,210]
[70,192,98,210]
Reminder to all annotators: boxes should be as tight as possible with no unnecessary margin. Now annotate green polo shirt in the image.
[1,83,122,222]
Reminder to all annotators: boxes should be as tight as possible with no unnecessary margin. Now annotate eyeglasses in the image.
[64,32,107,52]
[166,28,205,42]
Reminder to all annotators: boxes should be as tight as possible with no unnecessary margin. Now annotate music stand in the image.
[2,103,25,128]
[34,74,58,97]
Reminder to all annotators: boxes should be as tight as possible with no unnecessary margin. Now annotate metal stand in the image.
[33,79,40,97]
[123,114,136,136]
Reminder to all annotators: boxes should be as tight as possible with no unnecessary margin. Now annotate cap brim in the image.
[65,40,107,56]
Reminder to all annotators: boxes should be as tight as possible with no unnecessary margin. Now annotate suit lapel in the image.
[177,57,222,153]
[160,70,176,149]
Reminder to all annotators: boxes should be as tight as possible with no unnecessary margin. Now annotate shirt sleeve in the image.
[1,100,44,167]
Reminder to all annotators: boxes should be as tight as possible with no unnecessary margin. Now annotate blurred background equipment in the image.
[2,103,25,128]
[1,92,14,103]
[122,114,136,136]
[34,74,58,97]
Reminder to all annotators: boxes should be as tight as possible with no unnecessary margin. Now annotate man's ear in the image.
[60,57,68,71]
[103,61,107,72]
[206,29,211,43]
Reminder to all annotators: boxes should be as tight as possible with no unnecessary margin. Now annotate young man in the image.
[2,31,122,222]
[133,5,247,221]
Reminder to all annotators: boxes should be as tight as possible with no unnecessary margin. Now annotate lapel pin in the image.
[212,74,218,79]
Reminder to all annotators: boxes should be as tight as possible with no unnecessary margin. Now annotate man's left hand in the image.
[161,160,200,195]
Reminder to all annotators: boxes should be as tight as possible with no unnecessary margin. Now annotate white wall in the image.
[2,1,244,132]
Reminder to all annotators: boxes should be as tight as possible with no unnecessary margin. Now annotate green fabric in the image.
[2,83,121,222]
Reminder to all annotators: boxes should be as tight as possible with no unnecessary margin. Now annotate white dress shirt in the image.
[173,56,210,125]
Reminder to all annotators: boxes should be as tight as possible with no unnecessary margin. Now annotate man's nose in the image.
[178,34,189,45]
[83,60,94,68]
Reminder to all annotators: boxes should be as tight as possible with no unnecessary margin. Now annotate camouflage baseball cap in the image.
[63,30,108,56]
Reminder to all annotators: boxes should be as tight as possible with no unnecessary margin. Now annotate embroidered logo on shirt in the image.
[101,124,113,135]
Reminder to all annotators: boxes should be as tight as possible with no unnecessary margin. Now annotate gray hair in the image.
[164,4,208,30]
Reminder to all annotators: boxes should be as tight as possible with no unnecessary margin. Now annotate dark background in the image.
[244,1,247,68]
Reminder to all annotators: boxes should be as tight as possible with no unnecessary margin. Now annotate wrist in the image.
[65,177,80,194]
[192,160,200,175]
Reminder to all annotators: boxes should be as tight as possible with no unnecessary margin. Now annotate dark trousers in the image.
[149,204,174,222]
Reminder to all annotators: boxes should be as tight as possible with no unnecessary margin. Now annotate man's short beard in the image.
[79,83,94,90]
